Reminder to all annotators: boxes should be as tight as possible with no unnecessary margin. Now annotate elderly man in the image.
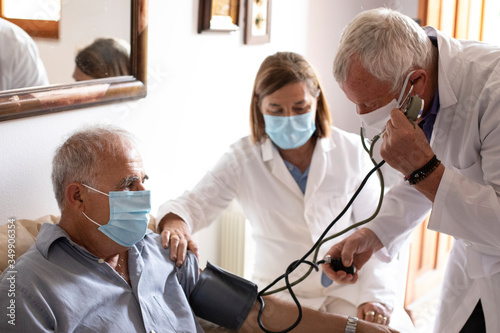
[323,7,500,333]
[0,125,397,333]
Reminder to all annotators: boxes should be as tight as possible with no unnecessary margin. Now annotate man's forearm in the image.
[239,295,397,333]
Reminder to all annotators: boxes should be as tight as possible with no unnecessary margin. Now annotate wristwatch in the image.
[345,316,358,333]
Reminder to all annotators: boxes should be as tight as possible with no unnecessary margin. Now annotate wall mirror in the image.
[0,0,148,122]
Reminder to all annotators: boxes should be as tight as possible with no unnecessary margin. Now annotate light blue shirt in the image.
[283,160,309,194]
[0,223,203,333]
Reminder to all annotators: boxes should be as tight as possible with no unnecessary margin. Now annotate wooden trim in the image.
[0,1,60,39]
[404,214,453,308]
[479,0,485,41]
[1,18,59,39]
[418,0,429,26]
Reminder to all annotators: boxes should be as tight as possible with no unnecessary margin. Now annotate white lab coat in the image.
[158,127,403,313]
[367,27,500,332]
[0,18,48,90]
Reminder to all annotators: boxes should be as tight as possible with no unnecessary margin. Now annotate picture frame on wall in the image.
[198,0,240,33]
[244,0,271,44]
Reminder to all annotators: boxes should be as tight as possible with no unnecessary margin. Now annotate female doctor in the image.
[156,52,413,331]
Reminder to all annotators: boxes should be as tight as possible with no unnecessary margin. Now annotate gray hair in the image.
[51,124,137,210]
[333,8,433,93]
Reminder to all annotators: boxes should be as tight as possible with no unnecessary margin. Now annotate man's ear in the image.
[411,69,427,97]
[66,183,85,211]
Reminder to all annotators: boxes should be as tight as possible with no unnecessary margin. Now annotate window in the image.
[419,0,500,45]
[0,0,61,39]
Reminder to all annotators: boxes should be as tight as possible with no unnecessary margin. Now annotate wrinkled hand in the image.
[357,302,392,326]
[159,213,199,266]
[381,109,434,175]
[322,228,383,284]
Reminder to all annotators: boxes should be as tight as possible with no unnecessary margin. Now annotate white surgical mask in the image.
[357,70,415,133]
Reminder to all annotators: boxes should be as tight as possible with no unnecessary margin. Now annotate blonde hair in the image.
[250,52,332,143]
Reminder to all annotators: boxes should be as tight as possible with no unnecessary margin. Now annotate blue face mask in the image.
[263,112,316,150]
[82,184,151,247]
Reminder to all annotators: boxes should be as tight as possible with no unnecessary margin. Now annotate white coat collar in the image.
[261,137,274,162]
[424,26,459,152]
[424,26,459,110]
[260,136,334,200]
[260,136,333,162]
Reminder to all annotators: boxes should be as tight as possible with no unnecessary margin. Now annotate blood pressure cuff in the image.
[189,262,258,330]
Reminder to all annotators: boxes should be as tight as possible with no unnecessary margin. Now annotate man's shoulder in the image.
[0,243,45,289]
[140,232,200,284]
[142,231,198,263]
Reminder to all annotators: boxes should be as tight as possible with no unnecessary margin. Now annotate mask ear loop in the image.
[82,183,109,197]
[398,85,414,111]
[397,70,416,105]
[81,184,109,227]
[82,211,103,227]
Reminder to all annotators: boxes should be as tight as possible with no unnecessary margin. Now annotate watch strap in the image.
[345,316,358,333]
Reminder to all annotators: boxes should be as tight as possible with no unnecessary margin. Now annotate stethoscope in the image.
[255,85,426,332]
[256,130,386,332]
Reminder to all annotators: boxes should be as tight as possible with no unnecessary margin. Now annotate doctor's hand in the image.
[158,213,199,266]
[357,302,392,326]
[322,228,383,284]
[381,108,434,176]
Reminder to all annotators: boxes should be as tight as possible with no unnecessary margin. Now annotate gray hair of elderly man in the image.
[333,7,434,94]
[51,124,138,211]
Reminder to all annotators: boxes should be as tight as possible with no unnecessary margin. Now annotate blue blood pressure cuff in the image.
[189,262,258,330]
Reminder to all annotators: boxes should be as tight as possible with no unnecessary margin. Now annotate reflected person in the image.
[73,37,130,81]
[0,17,49,90]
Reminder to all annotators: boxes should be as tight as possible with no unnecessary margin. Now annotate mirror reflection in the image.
[0,0,147,123]
[0,17,49,90]
[73,38,130,81]
[1,0,130,91]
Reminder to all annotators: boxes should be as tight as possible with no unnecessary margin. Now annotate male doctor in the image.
[323,8,500,333]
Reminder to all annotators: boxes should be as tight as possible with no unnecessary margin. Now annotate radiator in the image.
[218,202,254,279]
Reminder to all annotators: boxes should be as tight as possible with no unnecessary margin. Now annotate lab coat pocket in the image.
[452,158,483,185]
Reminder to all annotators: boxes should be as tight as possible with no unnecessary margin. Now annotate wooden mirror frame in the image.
[0,0,148,122]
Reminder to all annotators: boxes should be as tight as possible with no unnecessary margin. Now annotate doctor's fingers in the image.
[161,229,186,262]
[169,234,188,266]
[339,230,378,268]
[340,229,384,271]
[321,263,358,284]
[325,240,345,259]
[388,108,415,129]
[187,238,200,260]
[382,125,434,176]
[357,302,392,325]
